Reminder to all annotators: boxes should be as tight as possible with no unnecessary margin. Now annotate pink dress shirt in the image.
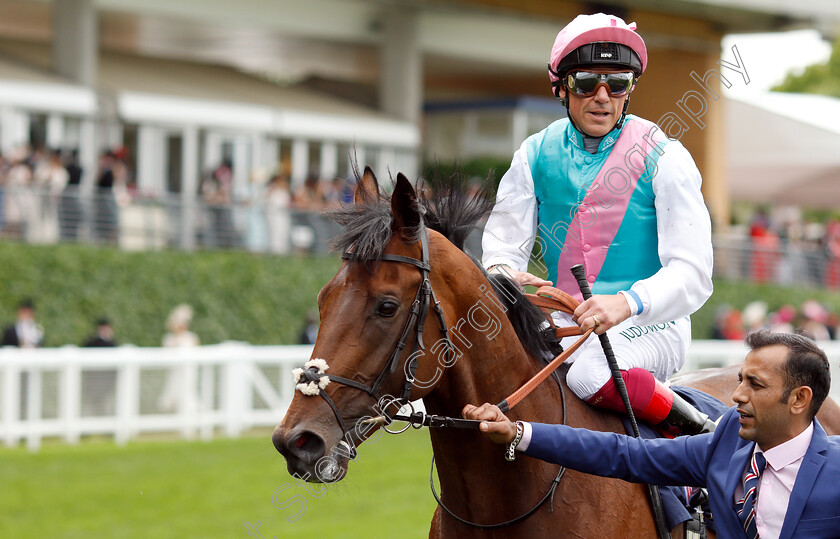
[735,422,814,539]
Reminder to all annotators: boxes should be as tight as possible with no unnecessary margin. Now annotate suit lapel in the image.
[724,441,755,525]
[779,421,828,539]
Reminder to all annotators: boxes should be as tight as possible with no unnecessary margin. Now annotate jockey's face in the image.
[732,345,810,450]
[558,68,633,138]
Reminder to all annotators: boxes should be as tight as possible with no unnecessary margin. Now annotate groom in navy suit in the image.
[464,331,840,538]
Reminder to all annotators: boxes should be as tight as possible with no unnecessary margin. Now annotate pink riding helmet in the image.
[548,13,648,97]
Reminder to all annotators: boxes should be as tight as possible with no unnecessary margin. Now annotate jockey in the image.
[482,13,716,435]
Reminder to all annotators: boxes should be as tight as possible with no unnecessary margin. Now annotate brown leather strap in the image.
[534,286,580,313]
[503,327,594,410]
[498,286,591,409]
[554,327,583,338]
[526,286,583,338]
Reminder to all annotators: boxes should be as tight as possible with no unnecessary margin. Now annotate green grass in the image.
[0,429,437,539]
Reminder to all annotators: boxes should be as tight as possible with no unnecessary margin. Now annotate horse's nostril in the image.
[288,431,326,464]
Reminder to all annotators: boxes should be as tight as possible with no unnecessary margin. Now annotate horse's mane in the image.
[485,273,564,361]
[326,168,561,361]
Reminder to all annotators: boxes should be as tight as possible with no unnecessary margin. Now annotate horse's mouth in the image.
[274,425,352,483]
[283,449,350,483]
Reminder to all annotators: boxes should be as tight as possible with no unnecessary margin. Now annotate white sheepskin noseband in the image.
[292,358,331,396]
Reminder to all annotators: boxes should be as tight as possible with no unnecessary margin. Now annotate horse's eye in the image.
[377,300,399,317]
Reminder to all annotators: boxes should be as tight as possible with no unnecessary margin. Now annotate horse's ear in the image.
[354,166,379,204]
[391,173,421,235]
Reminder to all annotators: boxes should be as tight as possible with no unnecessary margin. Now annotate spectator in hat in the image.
[83,318,117,347]
[769,304,797,334]
[2,298,44,348]
[741,301,769,333]
[158,304,200,413]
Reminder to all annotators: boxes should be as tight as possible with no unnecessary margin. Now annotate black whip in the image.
[570,264,671,539]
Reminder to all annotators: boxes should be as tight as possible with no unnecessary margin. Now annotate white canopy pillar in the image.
[232,135,250,199]
[136,125,165,197]
[78,118,97,196]
[0,108,29,154]
[203,131,223,172]
[320,141,338,180]
[353,145,366,175]
[180,126,199,250]
[46,114,65,150]
[290,138,309,189]
[379,7,422,125]
[264,138,279,176]
[52,0,98,86]
[377,147,395,179]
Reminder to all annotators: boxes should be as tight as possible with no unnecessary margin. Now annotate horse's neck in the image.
[420,293,553,511]
[423,298,537,417]
[421,295,628,527]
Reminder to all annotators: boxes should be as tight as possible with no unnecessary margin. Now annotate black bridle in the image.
[293,224,567,528]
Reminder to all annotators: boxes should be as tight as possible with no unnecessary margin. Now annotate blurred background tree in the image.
[774,37,840,96]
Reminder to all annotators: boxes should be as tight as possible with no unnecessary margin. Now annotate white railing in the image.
[0,343,313,451]
[2,340,839,451]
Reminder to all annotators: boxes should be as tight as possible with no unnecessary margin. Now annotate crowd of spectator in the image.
[200,163,355,254]
[712,299,840,341]
[732,206,840,288]
[0,143,358,254]
[0,144,132,244]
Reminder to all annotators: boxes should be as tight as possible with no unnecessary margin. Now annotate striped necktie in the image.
[736,451,767,538]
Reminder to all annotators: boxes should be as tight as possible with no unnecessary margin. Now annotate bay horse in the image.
[273,167,840,538]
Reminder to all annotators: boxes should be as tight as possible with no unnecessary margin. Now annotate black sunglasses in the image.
[565,71,635,97]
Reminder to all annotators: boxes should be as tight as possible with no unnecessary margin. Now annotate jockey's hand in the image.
[462,403,517,444]
[488,265,552,289]
[573,293,632,335]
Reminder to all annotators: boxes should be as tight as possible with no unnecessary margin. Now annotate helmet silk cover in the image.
[548,13,648,92]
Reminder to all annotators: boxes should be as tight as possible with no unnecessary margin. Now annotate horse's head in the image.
[273,167,487,482]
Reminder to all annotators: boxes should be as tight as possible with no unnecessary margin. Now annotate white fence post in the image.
[2,363,21,446]
[222,345,251,438]
[199,364,215,441]
[181,361,199,440]
[26,368,43,452]
[115,360,139,446]
[62,356,81,444]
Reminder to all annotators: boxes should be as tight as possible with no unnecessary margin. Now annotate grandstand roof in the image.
[0,39,418,146]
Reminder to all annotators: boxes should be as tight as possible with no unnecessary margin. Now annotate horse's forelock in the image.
[327,169,495,259]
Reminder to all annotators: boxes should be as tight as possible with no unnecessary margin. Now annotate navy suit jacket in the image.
[525,407,840,538]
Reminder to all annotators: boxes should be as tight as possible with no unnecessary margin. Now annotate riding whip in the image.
[570,264,671,539]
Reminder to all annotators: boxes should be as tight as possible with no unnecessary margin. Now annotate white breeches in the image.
[552,312,691,401]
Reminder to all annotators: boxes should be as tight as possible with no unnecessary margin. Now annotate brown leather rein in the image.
[498,287,593,413]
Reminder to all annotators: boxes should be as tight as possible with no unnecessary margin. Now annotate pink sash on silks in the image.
[554,119,665,302]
